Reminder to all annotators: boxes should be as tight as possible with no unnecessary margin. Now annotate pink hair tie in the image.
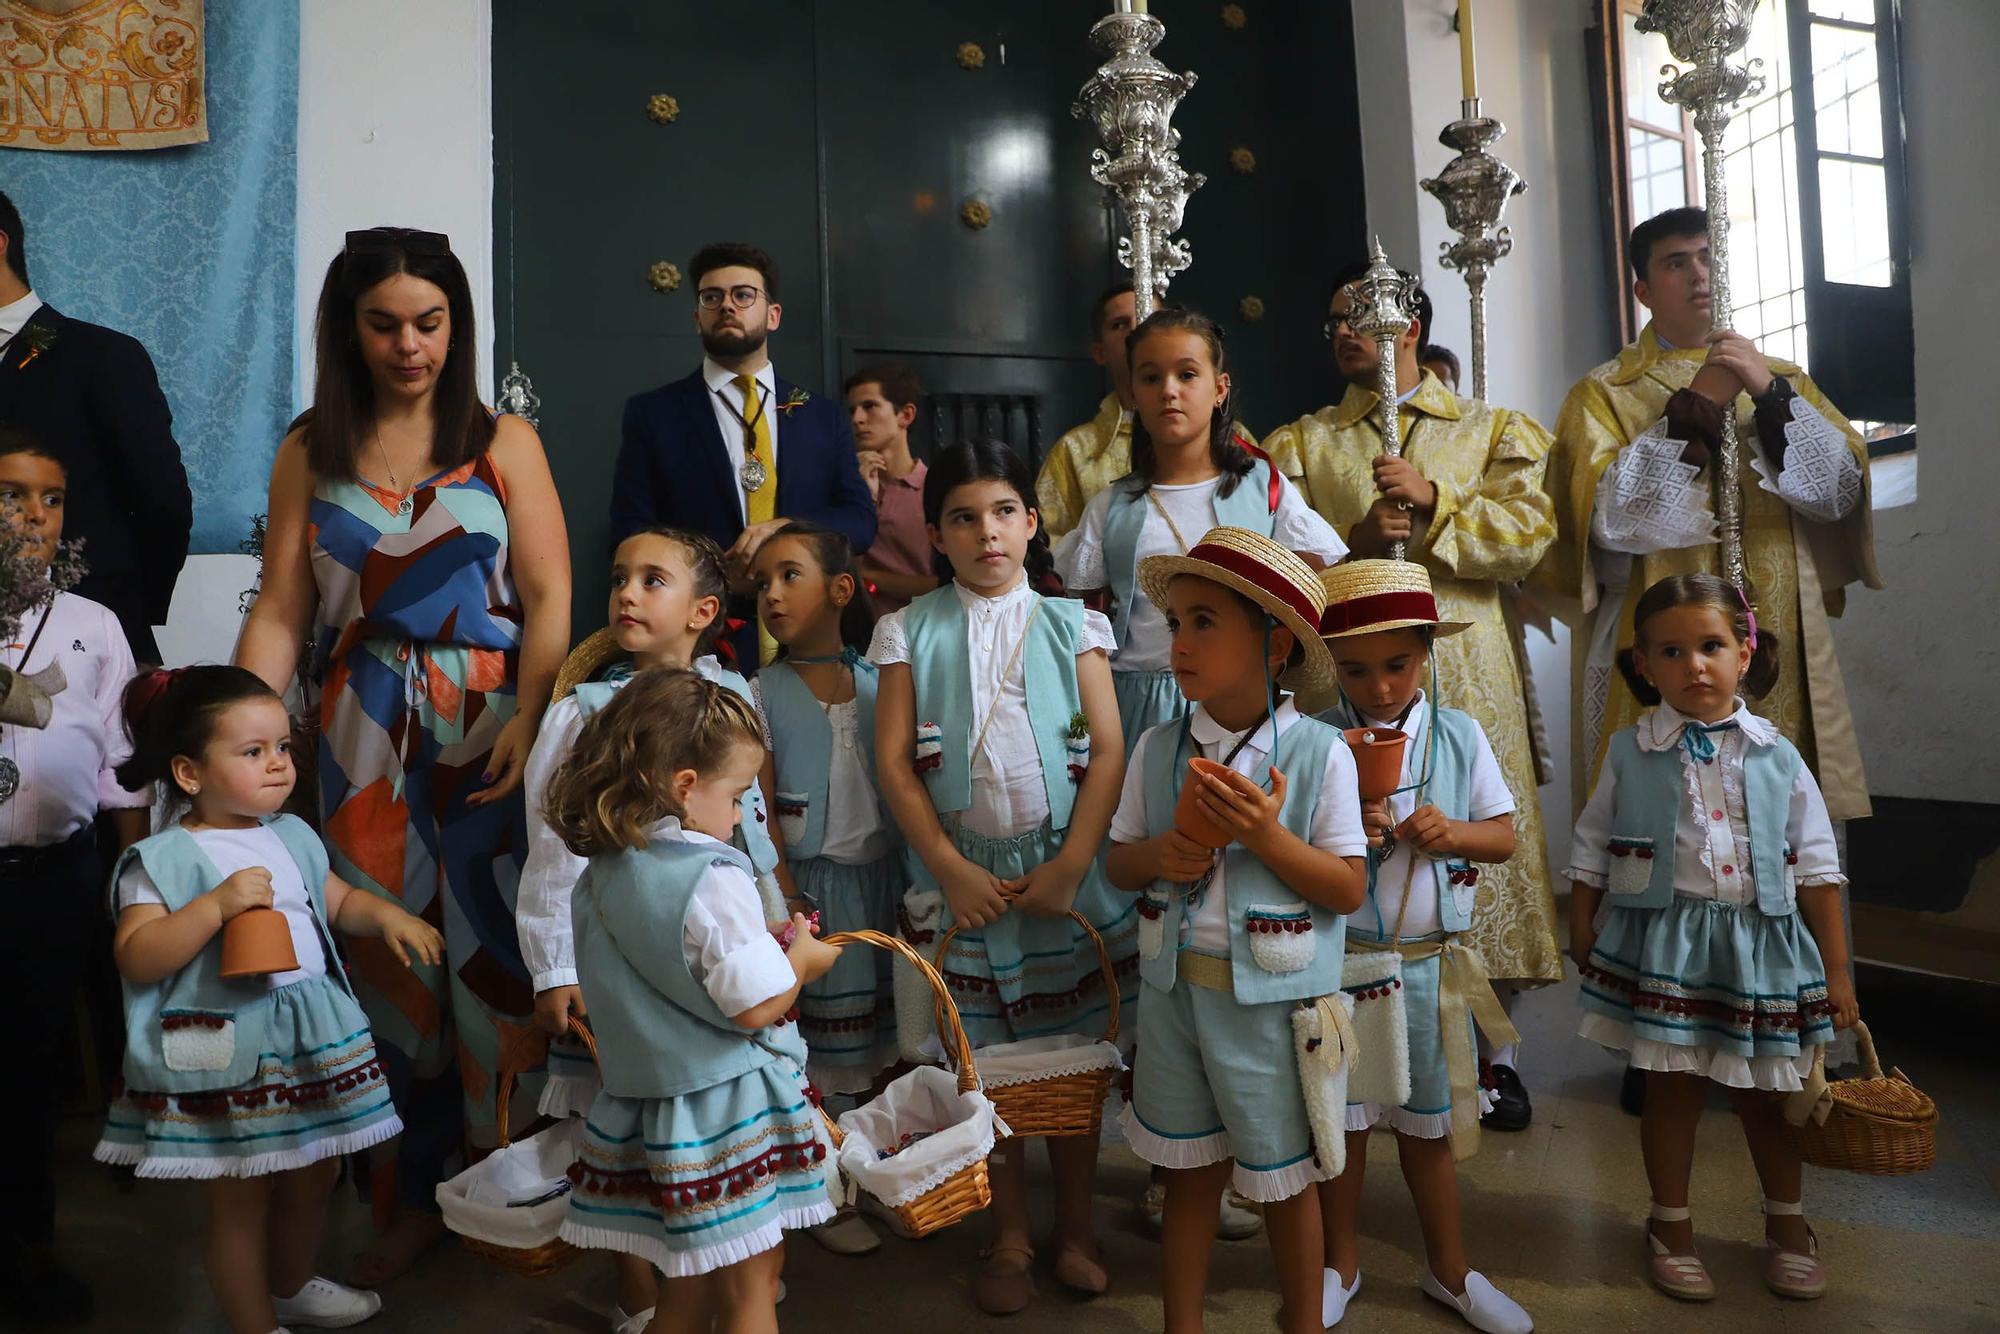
[1734,585,1758,651]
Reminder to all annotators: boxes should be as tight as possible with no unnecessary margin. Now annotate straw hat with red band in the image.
[1316,559,1471,640]
[1136,525,1337,695]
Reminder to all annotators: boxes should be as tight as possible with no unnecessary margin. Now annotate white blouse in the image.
[748,682,894,866]
[1568,700,1844,905]
[657,819,800,1016]
[1060,473,1347,673]
[868,576,1116,840]
[119,823,329,989]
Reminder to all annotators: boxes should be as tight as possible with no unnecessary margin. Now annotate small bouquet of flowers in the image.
[0,517,85,729]
[1064,709,1090,783]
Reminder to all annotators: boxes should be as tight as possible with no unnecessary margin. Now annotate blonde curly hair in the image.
[542,667,765,857]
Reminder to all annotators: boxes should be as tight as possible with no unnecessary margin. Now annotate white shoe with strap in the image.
[1321,1267,1361,1327]
[1643,1203,1714,1301]
[1761,1199,1827,1300]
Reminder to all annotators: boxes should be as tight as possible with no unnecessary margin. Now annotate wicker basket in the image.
[821,929,993,1237]
[552,627,626,704]
[456,1019,600,1279]
[933,909,1121,1138]
[1794,1022,1937,1176]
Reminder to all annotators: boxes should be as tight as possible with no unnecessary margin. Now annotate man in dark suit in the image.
[610,241,875,667]
[0,192,190,666]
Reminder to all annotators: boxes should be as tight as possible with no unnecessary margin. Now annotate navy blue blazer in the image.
[610,368,877,667]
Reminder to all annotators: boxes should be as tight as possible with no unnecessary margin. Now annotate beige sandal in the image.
[972,1245,1036,1316]
[1645,1204,1715,1301]
[1762,1199,1827,1300]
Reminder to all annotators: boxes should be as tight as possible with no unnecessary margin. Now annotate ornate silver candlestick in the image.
[1073,7,1205,319]
[1639,0,1763,595]
[1420,99,1526,403]
[1347,238,1421,561]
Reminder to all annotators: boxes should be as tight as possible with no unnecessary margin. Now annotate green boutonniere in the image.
[777,386,811,415]
[15,324,54,371]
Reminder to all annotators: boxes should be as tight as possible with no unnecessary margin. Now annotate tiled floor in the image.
[54,963,1997,1333]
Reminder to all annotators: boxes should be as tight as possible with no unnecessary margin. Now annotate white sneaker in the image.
[612,1305,655,1334]
[270,1276,382,1328]
[1219,1188,1263,1241]
[1420,1269,1532,1334]
[775,1279,787,1305]
[1322,1267,1361,1326]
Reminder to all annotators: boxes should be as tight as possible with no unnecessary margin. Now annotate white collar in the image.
[1395,380,1421,405]
[952,571,1031,611]
[648,814,722,847]
[1189,694,1299,755]
[1638,698,1777,752]
[0,289,42,339]
[1356,687,1428,734]
[702,356,776,396]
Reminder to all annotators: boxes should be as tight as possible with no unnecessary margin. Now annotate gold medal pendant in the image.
[740,456,768,494]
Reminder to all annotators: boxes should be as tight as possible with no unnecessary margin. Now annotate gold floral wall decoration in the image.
[648,261,682,293]
[646,93,680,125]
[1238,295,1266,322]
[1221,4,1247,31]
[960,199,993,230]
[956,42,986,70]
[1229,146,1257,174]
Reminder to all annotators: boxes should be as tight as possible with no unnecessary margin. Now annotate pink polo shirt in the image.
[864,459,931,614]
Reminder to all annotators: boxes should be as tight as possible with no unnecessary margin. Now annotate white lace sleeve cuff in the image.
[867,610,911,666]
[1060,492,1112,590]
[1591,425,1718,555]
[1566,867,1610,889]
[1750,393,1863,523]
[1080,608,1118,656]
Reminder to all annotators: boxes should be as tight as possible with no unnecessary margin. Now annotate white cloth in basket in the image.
[835,1065,1009,1209]
[436,1118,580,1250]
[973,1033,1125,1089]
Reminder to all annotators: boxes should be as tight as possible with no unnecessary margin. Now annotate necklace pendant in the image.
[0,756,17,805]
[740,456,768,494]
[397,496,414,518]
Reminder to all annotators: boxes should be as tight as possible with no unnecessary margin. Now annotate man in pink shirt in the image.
[845,365,938,612]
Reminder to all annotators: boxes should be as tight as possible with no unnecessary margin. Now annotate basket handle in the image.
[1849,1019,1883,1080]
[934,908,1120,1047]
[494,1016,600,1148]
[822,928,980,1094]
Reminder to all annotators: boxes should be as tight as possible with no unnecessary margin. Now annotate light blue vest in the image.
[1098,461,1279,653]
[1604,722,1802,915]
[575,666,779,876]
[904,586,1086,831]
[1319,696,1486,935]
[1138,713,1345,1004]
[113,815,344,1094]
[572,837,806,1099]
[758,657,890,861]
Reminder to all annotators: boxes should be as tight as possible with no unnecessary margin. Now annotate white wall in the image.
[1354,0,1617,869]
[162,0,495,668]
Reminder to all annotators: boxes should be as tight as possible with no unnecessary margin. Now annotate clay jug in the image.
[1173,757,1238,849]
[219,907,300,979]
[1344,727,1409,802]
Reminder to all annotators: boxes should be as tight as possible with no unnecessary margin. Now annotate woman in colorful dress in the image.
[236,227,572,1283]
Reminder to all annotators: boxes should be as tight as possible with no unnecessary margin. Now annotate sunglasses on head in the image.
[345,228,452,258]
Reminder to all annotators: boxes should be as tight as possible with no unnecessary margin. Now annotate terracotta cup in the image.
[219,908,300,980]
[1173,757,1238,849]
[1344,727,1409,801]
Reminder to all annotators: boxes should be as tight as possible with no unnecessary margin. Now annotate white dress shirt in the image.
[1061,472,1347,672]
[1110,697,1369,954]
[0,289,43,353]
[118,822,329,988]
[702,356,780,524]
[0,590,147,848]
[868,576,1117,841]
[656,818,799,1016]
[1568,699,1844,905]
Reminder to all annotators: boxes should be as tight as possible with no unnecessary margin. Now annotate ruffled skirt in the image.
[1113,667,1185,760]
[795,851,902,1094]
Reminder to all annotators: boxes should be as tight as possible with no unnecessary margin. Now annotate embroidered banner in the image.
[0,0,205,151]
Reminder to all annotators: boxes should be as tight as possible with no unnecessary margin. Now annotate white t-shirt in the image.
[118,823,329,988]
[1060,474,1347,672]
[1110,697,1368,954]
[1345,692,1513,941]
[868,577,1117,841]
[748,684,894,866]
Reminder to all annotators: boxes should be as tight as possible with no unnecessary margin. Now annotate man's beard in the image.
[701,322,769,360]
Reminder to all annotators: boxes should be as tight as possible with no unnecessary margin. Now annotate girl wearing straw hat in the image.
[1105,526,1369,1334]
[1310,559,1533,1334]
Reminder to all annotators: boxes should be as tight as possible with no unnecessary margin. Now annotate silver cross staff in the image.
[1347,239,1421,561]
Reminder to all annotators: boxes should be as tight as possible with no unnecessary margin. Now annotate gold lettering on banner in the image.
[0,0,205,151]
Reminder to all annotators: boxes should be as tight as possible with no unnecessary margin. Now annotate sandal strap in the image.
[1761,1197,1804,1216]
[1649,1202,1693,1223]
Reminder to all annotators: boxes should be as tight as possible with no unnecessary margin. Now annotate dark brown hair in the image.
[1616,572,1780,705]
[1630,206,1709,282]
[1089,281,1136,340]
[764,520,877,654]
[0,421,61,471]
[543,668,765,857]
[304,227,493,481]
[843,364,921,412]
[689,241,778,300]
[0,189,26,285]
[117,666,283,795]
[922,440,1053,587]
[1126,307,1253,499]
[620,527,730,660]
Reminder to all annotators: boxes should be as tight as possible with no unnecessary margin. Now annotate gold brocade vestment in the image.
[1535,324,1880,822]
[1035,394,1133,540]
[1264,372,1564,985]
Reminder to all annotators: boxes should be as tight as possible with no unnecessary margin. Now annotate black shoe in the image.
[1481,1062,1532,1131]
[3,1252,94,1327]
[1619,1066,1647,1117]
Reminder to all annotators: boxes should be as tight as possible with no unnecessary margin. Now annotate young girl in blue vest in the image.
[543,668,839,1334]
[1104,526,1368,1334]
[1061,308,1345,757]
[1571,573,1853,1305]
[870,439,1135,1315]
[1311,560,1532,1334]
[98,666,443,1334]
[516,526,796,1330]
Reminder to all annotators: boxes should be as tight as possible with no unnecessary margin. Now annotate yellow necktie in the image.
[734,373,779,665]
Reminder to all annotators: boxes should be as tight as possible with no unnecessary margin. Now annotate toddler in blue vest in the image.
[1060,307,1344,763]
[869,440,1136,1315]
[98,666,442,1334]
[1571,572,1854,1304]
[1310,560,1531,1334]
[543,667,839,1326]
[516,526,793,1329]
[1105,525,1368,1334]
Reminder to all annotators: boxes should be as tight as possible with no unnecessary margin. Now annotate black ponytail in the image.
[766,519,878,654]
[117,665,283,795]
[921,440,1054,588]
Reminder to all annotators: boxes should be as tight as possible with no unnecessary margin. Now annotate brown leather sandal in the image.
[1047,1238,1108,1296]
[972,1245,1036,1315]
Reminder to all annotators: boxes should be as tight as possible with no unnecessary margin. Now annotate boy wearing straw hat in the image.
[1307,559,1532,1333]
[1104,526,1369,1334]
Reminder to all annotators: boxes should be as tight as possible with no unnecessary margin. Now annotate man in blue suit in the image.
[610,241,876,668]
